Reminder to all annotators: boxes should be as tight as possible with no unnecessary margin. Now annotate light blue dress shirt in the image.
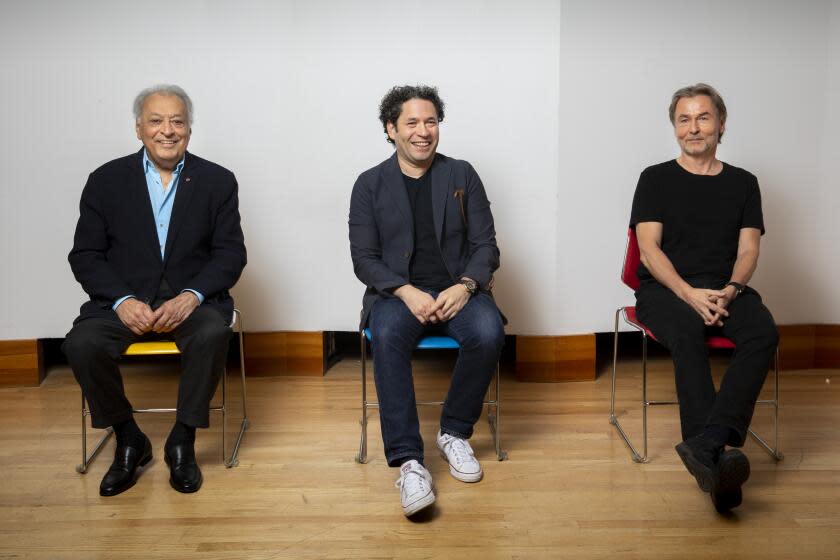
[113,151,204,310]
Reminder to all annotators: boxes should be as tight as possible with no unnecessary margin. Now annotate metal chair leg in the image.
[490,363,507,461]
[748,347,783,461]
[357,331,368,464]
[77,394,114,474]
[225,310,248,468]
[609,308,648,463]
[221,363,228,464]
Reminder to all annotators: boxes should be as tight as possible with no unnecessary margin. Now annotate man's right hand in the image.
[680,287,729,326]
[115,298,155,335]
[393,284,437,325]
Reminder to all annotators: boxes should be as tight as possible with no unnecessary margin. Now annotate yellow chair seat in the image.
[123,341,180,356]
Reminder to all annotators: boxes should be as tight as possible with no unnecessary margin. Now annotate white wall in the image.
[555,0,840,333]
[0,0,836,339]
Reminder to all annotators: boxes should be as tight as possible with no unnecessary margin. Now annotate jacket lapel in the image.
[382,153,413,229]
[163,151,197,264]
[129,148,164,264]
[430,156,451,245]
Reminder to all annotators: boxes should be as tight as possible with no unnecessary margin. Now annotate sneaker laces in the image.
[395,462,431,493]
[440,434,475,467]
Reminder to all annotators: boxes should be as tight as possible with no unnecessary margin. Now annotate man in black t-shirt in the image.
[349,85,505,517]
[629,83,778,513]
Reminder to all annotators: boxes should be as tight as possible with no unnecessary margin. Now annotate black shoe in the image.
[99,435,153,497]
[676,436,750,513]
[675,435,720,493]
[164,442,203,493]
[711,449,750,513]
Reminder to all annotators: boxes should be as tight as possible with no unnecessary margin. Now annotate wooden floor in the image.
[1,354,839,559]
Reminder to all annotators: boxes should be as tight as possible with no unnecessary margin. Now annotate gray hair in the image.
[133,84,194,125]
[668,82,727,142]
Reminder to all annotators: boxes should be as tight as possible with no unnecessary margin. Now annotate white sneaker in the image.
[437,430,483,482]
[395,460,435,517]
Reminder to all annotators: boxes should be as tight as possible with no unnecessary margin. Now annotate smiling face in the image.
[673,95,725,157]
[386,98,440,173]
[135,92,191,171]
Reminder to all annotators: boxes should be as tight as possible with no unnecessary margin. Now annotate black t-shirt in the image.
[403,172,452,291]
[629,159,765,287]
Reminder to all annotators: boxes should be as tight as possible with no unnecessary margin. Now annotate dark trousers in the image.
[636,282,778,446]
[62,306,231,429]
[368,291,505,467]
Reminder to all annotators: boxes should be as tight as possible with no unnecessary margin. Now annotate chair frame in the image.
[356,330,508,464]
[76,308,249,473]
[608,229,783,464]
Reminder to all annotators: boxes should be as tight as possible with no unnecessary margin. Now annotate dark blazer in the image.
[349,152,501,328]
[69,148,247,323]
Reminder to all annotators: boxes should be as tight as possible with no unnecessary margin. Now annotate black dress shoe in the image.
[164,442,202,493]
[99,435,153,497]
[675,435,720,493]
[712,449,750,513]
[676,437,750,513]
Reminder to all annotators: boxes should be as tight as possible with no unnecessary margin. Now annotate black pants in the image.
[636,282,778,447]
[62,306,231,429]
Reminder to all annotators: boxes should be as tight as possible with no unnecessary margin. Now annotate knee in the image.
[190,322,231,351]
[749,323,779,350]
[62,327,108,363]
[371,322,410,351]
[668,328,706,356]
[461,318,505,354]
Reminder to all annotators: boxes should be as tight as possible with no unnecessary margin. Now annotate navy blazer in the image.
[69,148,247,323]
[349,152,501,328]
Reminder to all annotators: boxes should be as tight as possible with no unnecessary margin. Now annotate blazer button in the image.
[403,251,410,259]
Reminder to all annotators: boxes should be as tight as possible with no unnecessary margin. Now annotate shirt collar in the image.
[143,149,185,175]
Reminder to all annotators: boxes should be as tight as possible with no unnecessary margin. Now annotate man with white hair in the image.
[63,84,246,496]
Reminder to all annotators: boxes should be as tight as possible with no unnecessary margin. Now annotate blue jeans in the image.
[368,290,505,467]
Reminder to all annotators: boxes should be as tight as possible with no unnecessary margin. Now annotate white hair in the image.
[133,84,193,124]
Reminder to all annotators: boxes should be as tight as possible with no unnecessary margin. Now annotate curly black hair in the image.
[379,85,445,144]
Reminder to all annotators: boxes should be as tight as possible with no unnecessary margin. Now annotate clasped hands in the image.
[115,292,200,335]
[395,284,471,325]
[682,285,737,327]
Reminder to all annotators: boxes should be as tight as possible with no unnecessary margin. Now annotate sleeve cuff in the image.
[112,295,136,311]
[182,289,205,304]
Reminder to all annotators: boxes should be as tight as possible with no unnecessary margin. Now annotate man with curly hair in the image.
[349,85,505,517]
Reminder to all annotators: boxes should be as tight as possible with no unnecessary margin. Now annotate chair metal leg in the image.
[488,362,507,461]
[221,363,228,464]
[76,394,114,474]
[609,308,649,463]
[748,347,783,461]
[225,311,249,468]
[357,331,369,464]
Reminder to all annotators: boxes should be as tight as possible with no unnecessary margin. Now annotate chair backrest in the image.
[621,227,641,291]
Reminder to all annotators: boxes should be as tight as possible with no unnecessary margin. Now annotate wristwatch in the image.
[725,281,745,297]
[459,277,478,295]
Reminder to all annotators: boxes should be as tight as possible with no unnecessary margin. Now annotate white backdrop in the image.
[0,0,837,339]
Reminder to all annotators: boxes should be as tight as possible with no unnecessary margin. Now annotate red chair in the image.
[609,228,782,463]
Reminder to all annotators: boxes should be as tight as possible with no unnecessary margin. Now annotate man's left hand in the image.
[709,285,738,326]
[151,292,200,333]
[430,284,471,322]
